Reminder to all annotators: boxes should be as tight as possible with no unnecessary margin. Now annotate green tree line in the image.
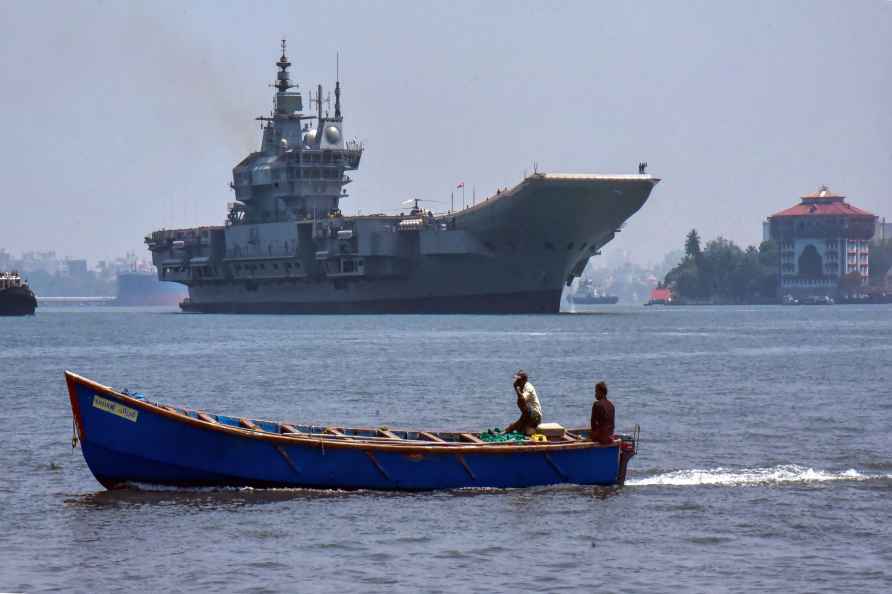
[663,230,778,303]
[870,239,892,286]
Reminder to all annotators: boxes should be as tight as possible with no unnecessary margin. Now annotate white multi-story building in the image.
[874,218,892,244]
[767,186,876,298]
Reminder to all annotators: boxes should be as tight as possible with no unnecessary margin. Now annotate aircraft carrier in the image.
[146,42,659,313]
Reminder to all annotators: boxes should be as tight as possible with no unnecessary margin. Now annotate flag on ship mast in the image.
[456,182,464,188]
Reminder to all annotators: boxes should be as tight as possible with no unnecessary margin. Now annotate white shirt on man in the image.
[520,382,542,417]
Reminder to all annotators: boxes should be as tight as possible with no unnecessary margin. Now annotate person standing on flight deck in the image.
[505,370,542,436]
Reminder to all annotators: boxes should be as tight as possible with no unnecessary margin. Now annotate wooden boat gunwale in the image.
[65,371,622,455]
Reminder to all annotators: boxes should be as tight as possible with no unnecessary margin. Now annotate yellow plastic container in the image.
[530,433,548,442]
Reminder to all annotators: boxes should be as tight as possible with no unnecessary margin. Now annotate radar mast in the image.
[275,39,293,93]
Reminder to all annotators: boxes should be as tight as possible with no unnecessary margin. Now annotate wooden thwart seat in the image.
[377,428,401,439]
[280,423,301,434]
[460,433,485,444]
[419,431,446,443]
[240,418,259,430]
[197,412,217,424]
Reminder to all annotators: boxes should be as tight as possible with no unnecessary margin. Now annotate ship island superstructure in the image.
[146,41,659,313]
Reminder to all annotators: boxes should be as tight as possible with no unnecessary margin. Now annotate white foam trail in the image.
[627,464,891,487]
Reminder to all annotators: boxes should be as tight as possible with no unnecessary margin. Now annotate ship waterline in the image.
[146,42,658,313]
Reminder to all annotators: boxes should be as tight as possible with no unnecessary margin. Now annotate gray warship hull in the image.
[180,289,561,314]
[145,43,658,314]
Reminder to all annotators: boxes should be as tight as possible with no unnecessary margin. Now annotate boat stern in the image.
[616,425,640,485]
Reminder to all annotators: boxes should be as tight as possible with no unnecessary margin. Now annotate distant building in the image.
[19,251,63,275]
[767,186,876,298]
[65,259,88,276]
[874,217,892,244]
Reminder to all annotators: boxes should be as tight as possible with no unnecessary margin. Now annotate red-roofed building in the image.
[767,186,877,299]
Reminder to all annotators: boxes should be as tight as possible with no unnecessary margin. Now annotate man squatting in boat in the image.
[504,370,543,436]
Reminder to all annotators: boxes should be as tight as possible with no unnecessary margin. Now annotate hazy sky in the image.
[2,0,890,266]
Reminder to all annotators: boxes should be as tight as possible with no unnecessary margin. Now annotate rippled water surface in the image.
[2,305,891,592]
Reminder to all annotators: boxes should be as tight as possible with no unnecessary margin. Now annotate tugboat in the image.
[569,278,619,305]
[0,271,37,315]
[644,287,673,306]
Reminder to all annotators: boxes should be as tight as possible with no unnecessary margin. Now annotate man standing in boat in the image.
[590,381,615,444]
[505,370,542,436]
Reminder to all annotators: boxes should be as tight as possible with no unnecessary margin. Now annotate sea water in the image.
[1,304,890,592]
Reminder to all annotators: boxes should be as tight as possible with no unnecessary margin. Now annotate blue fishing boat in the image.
[65,371,638,491]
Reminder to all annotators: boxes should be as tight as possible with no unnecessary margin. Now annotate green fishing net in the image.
[479,429,527,442]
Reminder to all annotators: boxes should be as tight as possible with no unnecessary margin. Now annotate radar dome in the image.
[325,125,341,144]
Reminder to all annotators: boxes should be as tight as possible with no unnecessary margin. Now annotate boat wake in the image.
[627,464,892,487]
